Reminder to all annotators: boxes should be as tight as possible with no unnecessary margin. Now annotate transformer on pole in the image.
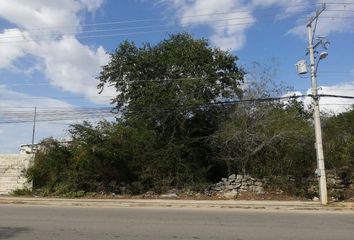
[296,3,329,205]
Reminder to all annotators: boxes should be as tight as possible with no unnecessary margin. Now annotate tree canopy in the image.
[97,33,246,186]
[98,33,244,116]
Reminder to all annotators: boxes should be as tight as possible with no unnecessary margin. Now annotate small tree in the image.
[211,67,315,182]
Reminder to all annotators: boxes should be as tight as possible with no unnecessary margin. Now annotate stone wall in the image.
[207,170,354,200]
[0,146,34,194]
[206,174,265,198]
[308,168,354,200]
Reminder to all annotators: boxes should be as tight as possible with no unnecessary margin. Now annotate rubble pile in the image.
[206,174,265,198]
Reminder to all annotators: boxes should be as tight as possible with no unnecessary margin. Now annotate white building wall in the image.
[0,146,34,194]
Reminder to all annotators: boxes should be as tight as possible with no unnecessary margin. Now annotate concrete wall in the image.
[0,149,33,194]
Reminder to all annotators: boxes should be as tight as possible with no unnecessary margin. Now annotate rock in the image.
[240,186,248,192]
[240,185,248,190]
[236,174,243,180]
[228,174,236,181]
[331,196,339,202]
[255,186,265,195]
[160,193,178,199]
[223,190,238,199]
[312,196,320,202]
[327,178,336,185]
[143,191,156,198]
[222,178,227,182]
[255,181,263,186]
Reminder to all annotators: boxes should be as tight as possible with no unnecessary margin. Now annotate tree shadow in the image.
[0,227,31,239]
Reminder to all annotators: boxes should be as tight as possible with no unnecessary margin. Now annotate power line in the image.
[0,5,351,43]
[0,22,255,44]
[4,11,314,41]
[0,95,115,100]
[2,3,323,33]
[14,7,354,42]
[1,14,353,45]
[1,94,354,124]
[1,88,354,101]
[318,94,354,99]
[0,2,352,41]
[325,2,354,5]
[4,2,352,35]
[0,86,354,101]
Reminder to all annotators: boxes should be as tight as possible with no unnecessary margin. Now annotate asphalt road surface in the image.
[0,204,353,240]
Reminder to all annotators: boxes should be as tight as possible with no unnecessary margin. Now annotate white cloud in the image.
[285,82,354,114]
[163,0,255,51]
[317,83,354,114]
[288,0,354,37]
[162,0,354,50]
[0,0,104,30]
[161,0,314,50]
[0,29,33,69]
[30,37,113,102]
[0,0,112,103]
[0,0,114,152]
[0,0,81,32]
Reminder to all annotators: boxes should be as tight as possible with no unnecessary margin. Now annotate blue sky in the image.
[0,0,354,153]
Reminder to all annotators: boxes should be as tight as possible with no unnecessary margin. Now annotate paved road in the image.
[0,205,353,240]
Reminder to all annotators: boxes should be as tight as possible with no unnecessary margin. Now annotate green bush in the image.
[11,188,33,196]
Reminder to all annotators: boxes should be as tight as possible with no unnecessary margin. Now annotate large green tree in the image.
[98,33,244,118]
[97,33,245,186]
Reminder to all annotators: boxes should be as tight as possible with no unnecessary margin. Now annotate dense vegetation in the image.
[26,34,354,197]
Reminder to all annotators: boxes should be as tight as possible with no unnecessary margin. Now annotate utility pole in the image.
[31,106,37,154]
[307,3,328,205]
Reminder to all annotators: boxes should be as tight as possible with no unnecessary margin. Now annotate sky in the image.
[0,0,354,153]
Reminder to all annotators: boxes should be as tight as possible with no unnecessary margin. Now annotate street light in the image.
[295,3,329,205]
[315,52,329,77]
[319,52,328,60]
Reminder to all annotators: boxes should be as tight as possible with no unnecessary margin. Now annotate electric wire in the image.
[1,94,354,124]
[1,14,353,44]
[1,2,354,44]
[2,3,324,33]
[2,2,352,34]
